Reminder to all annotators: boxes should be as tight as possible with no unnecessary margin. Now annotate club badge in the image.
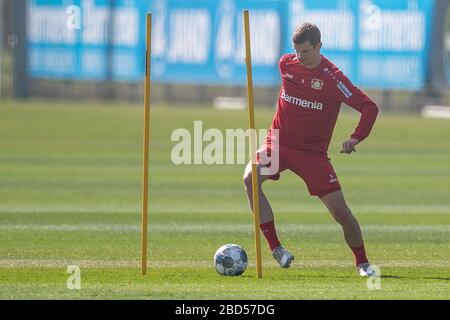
[311,78,323,90]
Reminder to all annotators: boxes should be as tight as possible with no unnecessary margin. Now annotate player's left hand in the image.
[340,138,360,154]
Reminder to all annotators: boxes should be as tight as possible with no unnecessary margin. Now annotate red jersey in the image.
[268,54,378,154]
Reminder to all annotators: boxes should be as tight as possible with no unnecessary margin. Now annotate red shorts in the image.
[257,144,341,198]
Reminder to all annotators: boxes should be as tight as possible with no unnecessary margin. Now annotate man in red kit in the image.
[243,23,378,276]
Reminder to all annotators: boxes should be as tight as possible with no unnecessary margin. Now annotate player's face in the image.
[294,41,322,67]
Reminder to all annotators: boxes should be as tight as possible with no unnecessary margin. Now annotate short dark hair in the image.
[292,23,321,47]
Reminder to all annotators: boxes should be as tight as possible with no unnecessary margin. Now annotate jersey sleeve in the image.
[335,72,379,142]
[278,54,288,75]
[278,54,296,75]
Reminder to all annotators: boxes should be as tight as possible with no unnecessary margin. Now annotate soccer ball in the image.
[214,244,248,276]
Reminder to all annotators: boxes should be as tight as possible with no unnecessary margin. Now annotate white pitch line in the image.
[0,259,449,269]
[0,223,449,233]
[1,204,450,214]
[0,259,207,268]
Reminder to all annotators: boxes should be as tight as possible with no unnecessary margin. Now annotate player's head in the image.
[292,23,322,68]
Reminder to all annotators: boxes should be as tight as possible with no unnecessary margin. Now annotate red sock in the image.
[350,243,369,266]
[260,221,281,252]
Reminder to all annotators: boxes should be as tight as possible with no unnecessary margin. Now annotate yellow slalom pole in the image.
[244,10,262,279]
[141,13,152,276]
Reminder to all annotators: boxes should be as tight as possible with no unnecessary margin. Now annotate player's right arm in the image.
[335,72,379,153]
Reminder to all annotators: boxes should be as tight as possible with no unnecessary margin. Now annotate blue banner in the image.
[28,0,147,81]
[285,0,435,89]
[27,0,436,89]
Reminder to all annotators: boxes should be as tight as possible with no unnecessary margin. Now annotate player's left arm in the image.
[335,73,379,154]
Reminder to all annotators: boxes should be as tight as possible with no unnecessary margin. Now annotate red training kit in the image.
[267,54,378,154]
[259,54,378,265]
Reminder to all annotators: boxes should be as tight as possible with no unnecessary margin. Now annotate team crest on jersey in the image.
[311,78,323,90]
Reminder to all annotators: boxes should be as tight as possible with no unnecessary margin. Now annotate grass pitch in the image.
[0,100,449,299]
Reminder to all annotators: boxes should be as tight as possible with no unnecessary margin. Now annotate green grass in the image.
[0,99,449,299]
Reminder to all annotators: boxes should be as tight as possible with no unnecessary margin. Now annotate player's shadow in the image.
[380,275,402,279]
[381,274,450,281]
[279,274,450,281]
[425,277,450,281]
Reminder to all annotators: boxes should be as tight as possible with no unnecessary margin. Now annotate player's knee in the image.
[243,166,262,189]
[332,207,353,225]
[243,171,252,189]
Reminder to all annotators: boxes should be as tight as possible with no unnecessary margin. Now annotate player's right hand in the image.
[340,138,359,154]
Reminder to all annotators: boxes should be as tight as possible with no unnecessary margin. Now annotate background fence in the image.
[2,0,450,111]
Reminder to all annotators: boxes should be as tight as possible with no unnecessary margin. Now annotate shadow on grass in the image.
[269,273,450,282]
[376,275,450,281]
[414,276,450,281]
